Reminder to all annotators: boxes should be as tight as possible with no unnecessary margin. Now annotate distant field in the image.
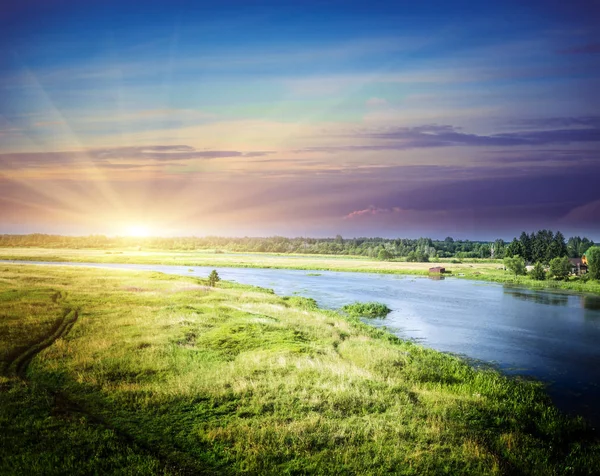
[2,247,600,295]
[1,264,599,474]
[0,246,498,274]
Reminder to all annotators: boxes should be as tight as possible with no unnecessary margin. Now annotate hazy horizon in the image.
[1,1,599,238]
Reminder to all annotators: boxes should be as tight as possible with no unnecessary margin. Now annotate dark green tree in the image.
[519,232,533,262]
[547,231,567,260]
[505,238,525,258]
[567,236,594,258]
[548,256,570,280]
[586,247,600,280]
[208,270,221,287]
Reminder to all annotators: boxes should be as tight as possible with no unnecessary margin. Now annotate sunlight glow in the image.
[126,224,151,238]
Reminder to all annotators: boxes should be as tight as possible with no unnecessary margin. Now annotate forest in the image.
[0,231,594,262]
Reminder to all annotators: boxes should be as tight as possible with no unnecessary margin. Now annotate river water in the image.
[5,260,600,427]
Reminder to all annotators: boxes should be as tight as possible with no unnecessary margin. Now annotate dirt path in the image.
[2,292,213,475]
[8,308,78,378]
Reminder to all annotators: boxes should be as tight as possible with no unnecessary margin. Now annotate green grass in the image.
[1,264,599,474]
[342,302,392,318]
[2,247,600,296]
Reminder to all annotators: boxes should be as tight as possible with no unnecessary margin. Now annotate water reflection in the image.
[428,275,445,281]
[504,288,569,307]
[582,295,600,311]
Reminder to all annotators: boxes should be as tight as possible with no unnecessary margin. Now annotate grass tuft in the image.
[341,301,392,318]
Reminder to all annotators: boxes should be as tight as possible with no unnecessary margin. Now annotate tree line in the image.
[0,231,595,262]
[504,231,595,263]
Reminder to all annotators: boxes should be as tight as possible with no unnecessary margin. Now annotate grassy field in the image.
[1,264,599,474]
[2,247,600,296]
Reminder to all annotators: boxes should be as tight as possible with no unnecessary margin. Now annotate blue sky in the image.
[1,0,599,238]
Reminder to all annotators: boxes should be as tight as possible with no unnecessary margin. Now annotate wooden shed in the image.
[428,266,445,274]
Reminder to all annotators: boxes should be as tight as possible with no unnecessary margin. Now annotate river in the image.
[4,260,600,428]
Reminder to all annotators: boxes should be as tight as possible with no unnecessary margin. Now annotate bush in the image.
[341,302,391,318]
[529,262,546,280]
[378,249,393,261]
[284,296,318,310]
[549,256,570,280]
[406,251,429,262]
[503,255,526,277]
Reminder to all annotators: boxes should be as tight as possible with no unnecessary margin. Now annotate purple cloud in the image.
[0,145,275,168]
[344,206,403,219]
[296,119,600,154]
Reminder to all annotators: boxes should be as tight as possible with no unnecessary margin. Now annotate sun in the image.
[126,224,151,238]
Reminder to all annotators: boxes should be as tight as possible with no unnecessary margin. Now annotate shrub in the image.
[208,270,221,287]
[284,296,318,310]
[549,256,570,280]
[378,249,393,261]
[529,262,546,281]
[341,302,391,318]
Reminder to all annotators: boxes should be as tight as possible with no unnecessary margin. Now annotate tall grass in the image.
[0,264,599,474]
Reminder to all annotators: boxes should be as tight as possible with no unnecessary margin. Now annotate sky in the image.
[1,0,599,239]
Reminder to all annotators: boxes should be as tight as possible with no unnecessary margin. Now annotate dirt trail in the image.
[8,309,78,378]
[2,291,212,475]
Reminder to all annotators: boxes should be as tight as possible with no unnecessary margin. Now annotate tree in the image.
[548,256,570,280]
[492,239,505,259]
[529,262,546,281]
[377,248,393,261]
[505,238,525,258]
[208,270,221,287]
[586,247,600,280]
[519,232,533,262]
[504,255,526,278]
[568,236,594,258]
[547,231,567,261]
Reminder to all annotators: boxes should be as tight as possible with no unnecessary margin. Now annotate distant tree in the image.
[547,231,567,260]
[529,262,546,280]
[492,239,505,259]
[586,247,600,280]
[519,232,533,262]
[504,255,526,278]
[378,249,393,261]
[548,256,570,280]
[505,238,525,258]
[208,270,221,287]
[568,236,594,258]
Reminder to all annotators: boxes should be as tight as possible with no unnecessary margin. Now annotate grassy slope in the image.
[3,247,600,296]
[1,264,599,474]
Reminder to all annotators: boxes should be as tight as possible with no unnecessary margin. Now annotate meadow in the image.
[1,264,599,474]
[2,247,600,296]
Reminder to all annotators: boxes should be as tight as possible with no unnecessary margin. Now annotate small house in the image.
[428,266,445,274]
[569,258,588,276]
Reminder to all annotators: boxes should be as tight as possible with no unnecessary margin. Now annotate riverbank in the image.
[1,247,599,296]
[1,263,599,474]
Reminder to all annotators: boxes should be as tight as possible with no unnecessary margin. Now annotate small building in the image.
[569,258,588,276]
[429,266,445,274]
